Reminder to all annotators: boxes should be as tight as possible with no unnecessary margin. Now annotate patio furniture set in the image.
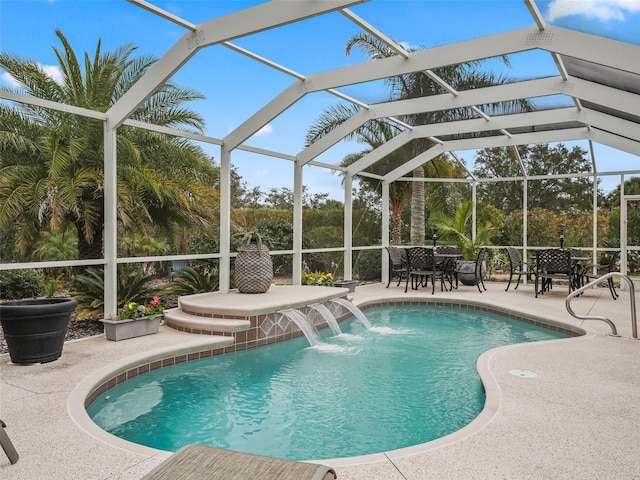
[387,246,620,300]
[386,245,486,294]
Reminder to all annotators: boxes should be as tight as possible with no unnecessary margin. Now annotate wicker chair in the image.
[504,247,532,291]
[385,246,407,288]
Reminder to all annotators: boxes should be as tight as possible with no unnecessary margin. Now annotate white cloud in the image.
[42,64,63,83]
[0,64,63,88]
[255,123,273,136]
[546,0,640,22]
[0,71,19,88]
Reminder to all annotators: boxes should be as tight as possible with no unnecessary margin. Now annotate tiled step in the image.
[164,308,251,334]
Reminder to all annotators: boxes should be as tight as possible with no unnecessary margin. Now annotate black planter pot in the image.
[0,298,77,364]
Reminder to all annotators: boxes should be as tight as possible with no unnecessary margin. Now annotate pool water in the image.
[87,305,568,460]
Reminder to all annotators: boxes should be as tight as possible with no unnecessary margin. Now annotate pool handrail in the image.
[565,272,638,339]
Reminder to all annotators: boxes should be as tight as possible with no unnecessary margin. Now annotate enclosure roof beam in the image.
[107,0,365,128]
[385,127,591,182]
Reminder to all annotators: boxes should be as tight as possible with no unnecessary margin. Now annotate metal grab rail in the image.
[565,272,638,339]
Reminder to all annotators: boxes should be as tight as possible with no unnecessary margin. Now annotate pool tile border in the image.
[84,299,581,409]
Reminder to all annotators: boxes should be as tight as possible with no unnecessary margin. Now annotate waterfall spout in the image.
[280,309,321,346]
[310,303,342,336]
[330,298,372,329]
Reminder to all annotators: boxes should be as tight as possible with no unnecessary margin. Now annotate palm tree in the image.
[0,29,219,259]
[306,103,412,243]
[308,32,532,245]
[431,201,498,260]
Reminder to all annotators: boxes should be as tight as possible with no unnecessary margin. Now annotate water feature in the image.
[310,303,342,335]
[279,309,321,346]
[330,297,372,328]
[87,305,569,460]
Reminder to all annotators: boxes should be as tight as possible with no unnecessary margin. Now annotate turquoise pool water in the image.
[87,305,568,460]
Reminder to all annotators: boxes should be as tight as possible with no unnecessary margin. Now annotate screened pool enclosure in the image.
[0,0,638,317]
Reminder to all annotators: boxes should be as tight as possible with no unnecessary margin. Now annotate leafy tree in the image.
[262,186,333,210]
[474,144,597,214]
[0,29,218,260]
[230,164,263,208]
[602,176,640,208]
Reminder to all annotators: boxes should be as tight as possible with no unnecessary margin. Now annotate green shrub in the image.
[161,266,219,296]
[71,268,159,319]
[355,249,382,281]
[256,219,294,275]
[0,269,45,300]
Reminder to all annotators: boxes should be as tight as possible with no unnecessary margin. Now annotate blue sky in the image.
[1,0,639,198]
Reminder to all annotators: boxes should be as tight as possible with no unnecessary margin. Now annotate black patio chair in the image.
[504,247,532,291]
[435,245,462,290]
[405,247,444,295]
[534,249,572,298]
[385,246,408,288]
[454,247,487,293]
[580,251,620,300]
[0,419,19,465]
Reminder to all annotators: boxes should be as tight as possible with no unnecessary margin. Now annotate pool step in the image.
[164,308,251,335]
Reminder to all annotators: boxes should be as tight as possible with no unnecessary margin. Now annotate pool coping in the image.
[67,296,589,466]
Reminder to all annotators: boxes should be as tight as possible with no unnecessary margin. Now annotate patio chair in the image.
[0,419,19,465]
[405,247,444,294]
[504,247,532,291]
[534,249,572,298]
[385,246,408,288]
[454,247,487,293]
[140,444,337,480]
[580,251,620,300]
[435,245,462,290]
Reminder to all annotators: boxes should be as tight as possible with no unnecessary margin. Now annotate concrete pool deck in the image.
[1,281,639,479]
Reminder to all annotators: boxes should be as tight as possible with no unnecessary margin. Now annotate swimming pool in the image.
[87,305,568,460]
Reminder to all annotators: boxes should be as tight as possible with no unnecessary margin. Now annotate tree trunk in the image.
[392,211,402,244]
[75,219,103,260]
[411,166,425,245]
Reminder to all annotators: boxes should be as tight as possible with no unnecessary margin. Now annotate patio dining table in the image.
[435,252,463,290]
[404,247,462,294]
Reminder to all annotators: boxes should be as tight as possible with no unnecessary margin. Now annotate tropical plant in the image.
[71,267,158,318]
[431,201,498,260]
[232,229,272,251]
[162,266,219,296]
[0,29,219,260]
[43,275,64,297]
